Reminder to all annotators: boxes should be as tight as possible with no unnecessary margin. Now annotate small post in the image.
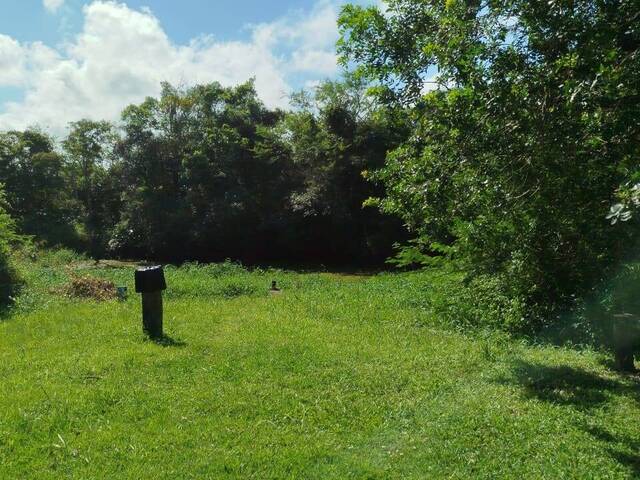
[135,266,167,339]
[116,286,128,302]
[612,314,638,372]
[269,280,281,295]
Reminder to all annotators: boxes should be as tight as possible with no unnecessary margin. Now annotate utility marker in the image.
[135,265,167,339]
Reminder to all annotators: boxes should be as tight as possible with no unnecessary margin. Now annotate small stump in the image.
[116,286,128,301]
[135,266,167,339]
[269,280,281,295]
[612,314,640,372]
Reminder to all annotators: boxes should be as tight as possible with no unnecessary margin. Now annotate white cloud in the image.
[0,34,60,87]
[0,0,348,136]
[43,0,65,13]
[0,35,27,86]
[291,49,337,75]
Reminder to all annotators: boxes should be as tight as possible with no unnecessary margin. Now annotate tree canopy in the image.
[0,79,406,266]
[338,0,640,328]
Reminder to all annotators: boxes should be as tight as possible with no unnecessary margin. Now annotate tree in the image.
[112,81,287,261]
[339,0,640,328]
[0,129,78,247]
[278,77,408,263]
[63,120,121,256]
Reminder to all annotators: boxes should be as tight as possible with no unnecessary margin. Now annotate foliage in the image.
[0,186,19,306]
[0,129,80,248]
[339,0,640,330]
[1,259,638,478]
[100,79,405,264]
[111,81,283,260]
[279,77,409,262]
[0,78,405,266]
[63,120,121,257]
[588,261,640,321]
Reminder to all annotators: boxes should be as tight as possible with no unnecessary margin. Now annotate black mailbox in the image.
[135,265,167,339]
[135,266,167,293]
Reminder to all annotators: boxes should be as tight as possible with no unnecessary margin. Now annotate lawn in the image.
[1,252,638,479]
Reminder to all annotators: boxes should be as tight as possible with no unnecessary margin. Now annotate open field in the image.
[1,253,639,479]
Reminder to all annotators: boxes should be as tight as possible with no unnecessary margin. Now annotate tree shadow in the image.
[0,298,19,322]
[502,360,637,410]
[0,304,12,321]
[149,334,187,348]
[0,280,23,321]
[500,359,640,475]
[586,426,640,478]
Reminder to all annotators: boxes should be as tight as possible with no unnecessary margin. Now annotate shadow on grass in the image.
[504,360,638,410]
[502,360,640,475]
[148,334,187,348]
[0,305,12,321]
[0,281,23,321]
[587,426,640,477]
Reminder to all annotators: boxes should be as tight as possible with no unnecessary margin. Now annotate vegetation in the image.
[0,79,406,266]
[0,1,635,335]
[0,2,638,477]
[0,185,19,306]
[0,130,80,249]
[338,0,640,331]
[1,253,638,479]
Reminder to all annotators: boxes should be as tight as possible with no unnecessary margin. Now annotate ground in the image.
[0,252,639,479]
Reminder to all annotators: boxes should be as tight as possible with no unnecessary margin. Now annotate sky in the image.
[0,0,379,136]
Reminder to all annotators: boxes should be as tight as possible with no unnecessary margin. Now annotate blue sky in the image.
[0,0,378,135]
[0,0,332,44]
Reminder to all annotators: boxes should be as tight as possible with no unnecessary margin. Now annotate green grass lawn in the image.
[1,253,639,479]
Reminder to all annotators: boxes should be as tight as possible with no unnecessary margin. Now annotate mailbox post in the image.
[135,266,167,339]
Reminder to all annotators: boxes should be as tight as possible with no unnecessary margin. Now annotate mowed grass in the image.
[1,254,639,479]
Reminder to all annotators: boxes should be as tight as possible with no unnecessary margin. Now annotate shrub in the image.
[339,0,640,332]
[0,189,20,307]
[425,271,529,333]
[602,263,640,316]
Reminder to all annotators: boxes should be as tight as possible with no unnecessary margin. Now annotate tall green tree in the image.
[112,81,287,261]
[339,0,640,328]
[63,120,121,256]
[0,129,78,247]
[279,77,408,262]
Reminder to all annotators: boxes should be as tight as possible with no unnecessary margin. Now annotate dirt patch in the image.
[57,275,117,301]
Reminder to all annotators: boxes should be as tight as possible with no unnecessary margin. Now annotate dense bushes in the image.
[0,80,406,266]
[339,0,640,331]
[0,187,19,306]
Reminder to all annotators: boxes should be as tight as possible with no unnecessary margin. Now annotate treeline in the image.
[0,78,408,267]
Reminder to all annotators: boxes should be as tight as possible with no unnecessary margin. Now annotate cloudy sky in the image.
[0,0,378,136]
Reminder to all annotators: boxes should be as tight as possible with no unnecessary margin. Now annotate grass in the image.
[0,251,639,478]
